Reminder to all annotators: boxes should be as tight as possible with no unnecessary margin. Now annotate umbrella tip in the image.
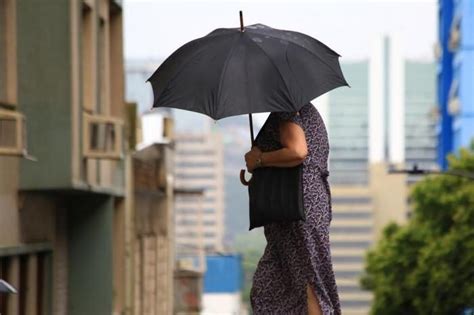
[239,11,244,32]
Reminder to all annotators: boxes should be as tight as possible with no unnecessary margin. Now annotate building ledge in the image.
[20,182,125,198]
[0,242,52,257]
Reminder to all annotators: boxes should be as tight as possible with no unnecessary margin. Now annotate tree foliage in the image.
[361,147,474,315]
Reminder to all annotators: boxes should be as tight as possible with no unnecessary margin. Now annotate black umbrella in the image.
[147,12,347,130]
[146,11,348,182]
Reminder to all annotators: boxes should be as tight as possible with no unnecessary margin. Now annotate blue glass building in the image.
[437,0,474,169]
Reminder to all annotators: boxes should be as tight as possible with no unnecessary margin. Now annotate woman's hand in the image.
[244,146,262,173]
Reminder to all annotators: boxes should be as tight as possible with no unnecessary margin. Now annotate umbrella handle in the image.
[240,169,252,186]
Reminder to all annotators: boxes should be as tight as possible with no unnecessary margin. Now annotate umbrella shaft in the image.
[239,11,244,32]
[248,113,254,146]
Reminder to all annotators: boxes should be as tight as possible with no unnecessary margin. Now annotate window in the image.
[0,247,52,315]
[108,2,124,117]
[330,226,372,234]
[203,208,215,213]
[330,196,371,204]
[331,212,371,220]
[176,161,215,168]
[174,173,215,180]
[83,113,123,159]
[81,2,94,112]
[98,17,107,113]
[0,109,26,156]
[177,219,196,226]
[0,0,16,105]
[0,0,6,101]
[331,240,372,248]
[332,256,364,264]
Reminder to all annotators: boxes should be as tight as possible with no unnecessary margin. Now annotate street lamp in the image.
[388,164,474,180]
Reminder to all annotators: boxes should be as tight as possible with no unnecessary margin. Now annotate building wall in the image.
[405,61,437,169]
[174,133,225,255]
[329,187,374,315]
[133,143,175,315]
[328,62,369,186]
[326,43,436,313]
[17,0,72,189]
[0,157,20,246]
[67,196,114,315]
[0,1,129,315]
[437,0,474,168]
[326,61,374,314]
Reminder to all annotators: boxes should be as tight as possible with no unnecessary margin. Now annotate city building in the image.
[132,138,175,315]
[0,1,130,315]
[174,130,225,262]
[326,61,375,315]
[368,35,437,236]
[437,0,474,169]
[324,36,437,315]
[125,59,226,265]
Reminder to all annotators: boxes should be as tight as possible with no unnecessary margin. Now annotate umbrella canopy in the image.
[146,22,348,120]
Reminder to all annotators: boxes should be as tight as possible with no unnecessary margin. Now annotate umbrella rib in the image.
[215,34,241,118]
[147,33,235,105]
[248,31,342,78]
[245,34,296,109]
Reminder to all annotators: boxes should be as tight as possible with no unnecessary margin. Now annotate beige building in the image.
[0,1,204,314]
[321,35,437,315]
[132,141,175,315]
[173,132,225,270]
[0,1,152,314]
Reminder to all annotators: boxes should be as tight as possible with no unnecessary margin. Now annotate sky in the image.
[123,0,438,62]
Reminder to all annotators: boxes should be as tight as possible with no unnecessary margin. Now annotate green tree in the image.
[361,147,474,315]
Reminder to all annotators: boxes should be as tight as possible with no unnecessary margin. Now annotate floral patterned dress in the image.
[250,103,341,315]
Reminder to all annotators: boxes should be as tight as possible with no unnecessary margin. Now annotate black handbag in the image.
[248,164,305,230]
[248,112,305,230]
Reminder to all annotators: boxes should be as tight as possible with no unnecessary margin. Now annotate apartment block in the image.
[0,1,129,314]
[174,132,225,269]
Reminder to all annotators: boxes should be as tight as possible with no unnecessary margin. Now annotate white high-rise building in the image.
[174,128,225,268]
[324,35,436,315]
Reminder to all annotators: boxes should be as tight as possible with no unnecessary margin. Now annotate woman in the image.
[244,102,340,315]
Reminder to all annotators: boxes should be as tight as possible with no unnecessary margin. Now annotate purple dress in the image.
[250,103,341,315]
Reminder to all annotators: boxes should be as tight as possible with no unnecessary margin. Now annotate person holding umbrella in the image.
[245,104,338,315]
[147,12,347,314]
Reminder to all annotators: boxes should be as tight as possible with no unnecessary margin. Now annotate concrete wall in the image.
[0,156,20,245]
[67,195,114,315]
[133,144,175,315]
[369,163,408,242]
[17,0,73,189]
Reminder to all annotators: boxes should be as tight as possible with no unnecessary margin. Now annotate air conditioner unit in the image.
[448,97,460,115]
[83,113,123,159]
[448,17,461,52]
[449,28,461,51]
[0,109,26,156]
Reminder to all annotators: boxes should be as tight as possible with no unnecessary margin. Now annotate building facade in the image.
[437,0,474,169]
[368,35,437,234]
[326,62,374,315]
[0,1,131,314]
[324,36,437,314]
[174,131,225,264]
[132,141,175,315]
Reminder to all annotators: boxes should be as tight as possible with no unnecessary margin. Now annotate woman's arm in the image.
[245,120,308,172]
